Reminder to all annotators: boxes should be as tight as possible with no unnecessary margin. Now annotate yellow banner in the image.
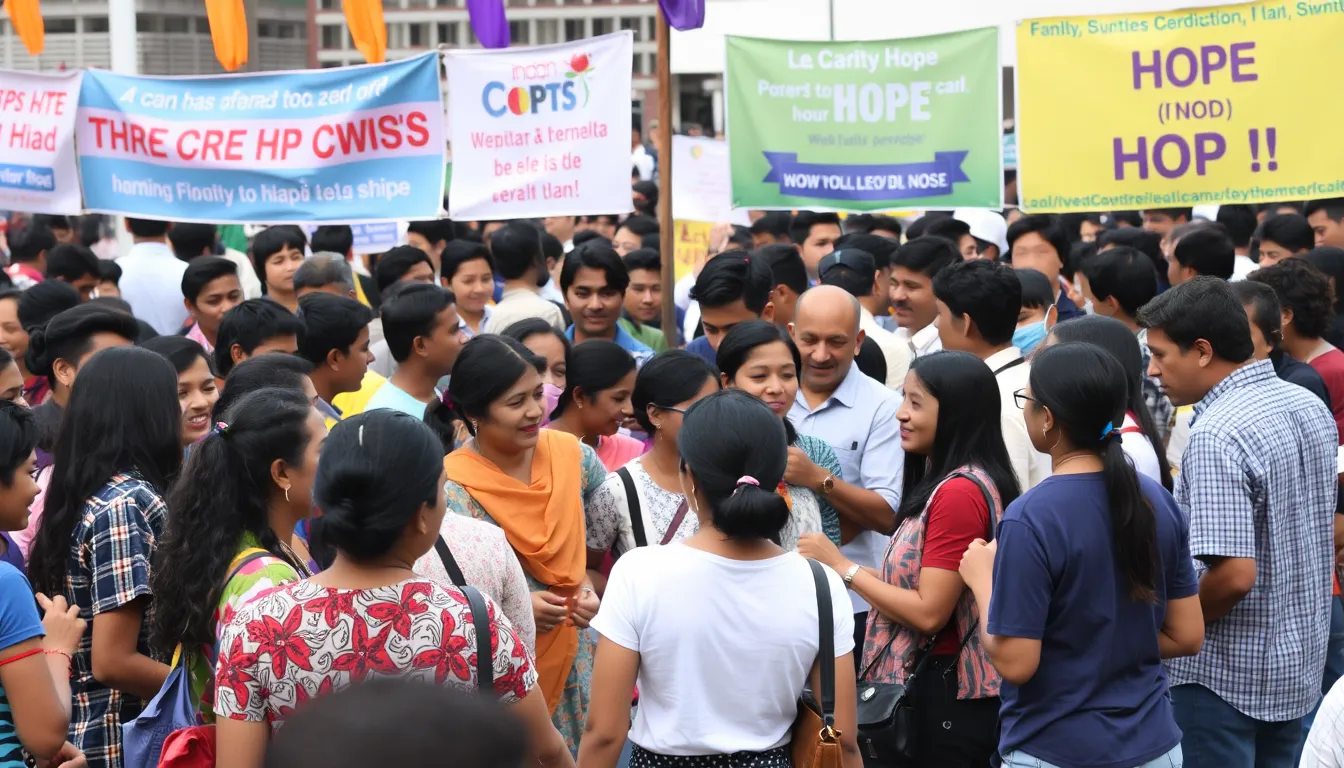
[1016,0,1344,213]
[673,220,712,282]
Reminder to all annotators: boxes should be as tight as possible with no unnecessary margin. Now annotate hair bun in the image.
[24,326,52,377]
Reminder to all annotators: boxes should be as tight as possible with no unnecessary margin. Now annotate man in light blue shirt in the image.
[788,285,903,647]
[365,283,466,420]
[562,241,653,366]
[119,218,190,335]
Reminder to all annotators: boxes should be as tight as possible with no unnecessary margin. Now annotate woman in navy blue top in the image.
[958,342,1205,768]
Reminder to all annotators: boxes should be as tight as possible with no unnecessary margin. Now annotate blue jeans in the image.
[1303,595,1344,738]
[1172,684,1300,768]
[1002,744,1182,768]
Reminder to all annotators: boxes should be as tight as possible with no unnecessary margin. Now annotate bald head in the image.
[796,285,862,335]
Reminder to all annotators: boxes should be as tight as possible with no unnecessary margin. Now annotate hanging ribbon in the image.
[5,0,45,56]
[343,0,387,63]
[657,0,705,31]
[465,0,509,49]
[204,0,249,71]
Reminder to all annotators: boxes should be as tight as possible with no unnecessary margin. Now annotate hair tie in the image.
[1100,421,1117,441]
[212,421,230,437]
[735,476,759,488]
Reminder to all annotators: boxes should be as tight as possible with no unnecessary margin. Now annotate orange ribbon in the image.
[343,0,387,63]
[5,0,44,56]
[204,0,249,71]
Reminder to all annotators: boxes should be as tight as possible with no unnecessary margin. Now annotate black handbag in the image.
[853,472,996,767]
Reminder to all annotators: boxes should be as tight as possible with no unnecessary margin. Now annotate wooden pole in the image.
[655,8,679,347]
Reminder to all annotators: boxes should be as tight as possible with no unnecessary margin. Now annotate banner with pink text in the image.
[445,31,634,221]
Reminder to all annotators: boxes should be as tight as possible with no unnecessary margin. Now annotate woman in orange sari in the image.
[441,335,605,754]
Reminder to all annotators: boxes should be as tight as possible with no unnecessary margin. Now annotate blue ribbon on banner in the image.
[761,151,971,201]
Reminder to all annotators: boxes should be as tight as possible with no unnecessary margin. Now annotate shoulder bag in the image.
[435,536,494,691]
[853,472,996,766]
[792,559,845,768]
[617,466,689,549]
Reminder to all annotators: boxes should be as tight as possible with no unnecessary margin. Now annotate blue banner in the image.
[761,151,971,202]
[75,54,446,223]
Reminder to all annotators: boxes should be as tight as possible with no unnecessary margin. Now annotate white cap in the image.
[953,208,1009,255]
[1192,204,1220,222]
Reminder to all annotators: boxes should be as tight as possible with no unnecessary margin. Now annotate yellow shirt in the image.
[329,370,388,426]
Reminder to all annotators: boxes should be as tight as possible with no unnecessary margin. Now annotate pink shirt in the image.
[595,433,646,472]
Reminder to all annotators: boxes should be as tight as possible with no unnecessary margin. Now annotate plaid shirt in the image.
[1166,360,1338,721]
[1137,330,1174,442]
[63,473,168,768]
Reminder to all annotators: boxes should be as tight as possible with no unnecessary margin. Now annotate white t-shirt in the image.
[1120,412,1163,484]
[591,545,854,756]
[1303,676,1344,767]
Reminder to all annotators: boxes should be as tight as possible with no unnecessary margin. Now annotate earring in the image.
[471,419,478,433]
[284,486,291,503]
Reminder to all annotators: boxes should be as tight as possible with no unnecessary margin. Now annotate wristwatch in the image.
[843,563,862,585]
[818,474,835,496]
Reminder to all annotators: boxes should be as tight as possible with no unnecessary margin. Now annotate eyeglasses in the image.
[655,405,687,415]
[1013,389,1038,410]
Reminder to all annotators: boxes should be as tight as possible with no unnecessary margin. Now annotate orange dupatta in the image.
[442,429,586,714]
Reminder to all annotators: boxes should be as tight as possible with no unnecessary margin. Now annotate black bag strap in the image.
[617,466,649,549]
[807,559,836,728]
[460,583,494,694]
[434,535,467,586]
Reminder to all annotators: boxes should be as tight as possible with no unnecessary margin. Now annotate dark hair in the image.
[407,219,456,249]
[489,223,544,282]
[843,213,902,239]
[540,232,565,266]
[1305,247,1344,313]
[1306,198,1344,224]
[632,180,659,212]
[150,388,314,654]
[213,299,304,377]
[1049,316,1173,490]
[789,211,841,245]
[381,284,455,364]
[818,252,876,298]
[561,241,630,294]
[98,259,122,286]
[677,389,790,540]
[441,240,495,283]
[571,230,609,249]
[834,233,898,271]
[1216,204,1258,249]
[8,222,56,264]
[28,347,182,595]
[181,256,240,304]
[1136,276,1253,362]
[214,353,314,418]
[78,217,104,248]
[925,217,972,248]
[746,245,805,297]
[292,256,354,294]
[618,215,660,239]
[1258,213,1315,254]
[264,679,527,768]
[622,248,661,274]
[298,293,375,365]
[931,259,1021,346]
[374,245,434,294]
[498,317,572,361]
[1030,342,1159,602]
[141,335,214,376]
[551,340,636,419]
[1230,280,1284,351]
[25,303,139,380]
[314,410,444,561]
[127,218,171,238]
[1080,246,1160,318]
[1171,226,1235,280]
[43,244,100,284]
[17,280,79,331]
[311,225,354,256]
[1146,207,1193,223]
[32,214,70,233]
[1248,258,1335,340]
[1015,268,1054,310]
[1098,227,1165,267]
[750,211,792,239]
[631,349,720,433]
[250,225,307,283]
[1007,214,1071,269]
[443,335,545,437]
[0,401,37,487]
[690,251,771,313]
[897,351,1021,527]
[890,235,962,279]
[168,222,217,262]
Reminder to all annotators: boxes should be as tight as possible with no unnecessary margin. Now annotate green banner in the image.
[725,29,1002,211]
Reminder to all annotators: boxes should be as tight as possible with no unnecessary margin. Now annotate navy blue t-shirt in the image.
[989,472,1197,768]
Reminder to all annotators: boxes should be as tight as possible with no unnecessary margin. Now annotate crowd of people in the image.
[0,193,1343,768]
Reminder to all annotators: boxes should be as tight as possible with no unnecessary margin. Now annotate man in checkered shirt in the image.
[1139,277,1338,768]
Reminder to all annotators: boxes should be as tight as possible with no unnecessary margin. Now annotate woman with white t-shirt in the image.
[580,389,861,768]
[1045,316,1172,489]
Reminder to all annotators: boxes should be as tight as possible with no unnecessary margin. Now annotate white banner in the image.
[0,69,84,215]
[445,32,635,221]
[671,135,751,226]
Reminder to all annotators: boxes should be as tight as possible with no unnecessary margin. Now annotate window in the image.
[437,22,458,45]
[619,16,643,42]
[382,0,400,10]
[508,20,529,43]
[135,14,154,32]
[320,0,336,8]
[647,16,656,41]
[46,17,76,33]
[633,52,644,74]
[564,19,585,41]
[592,18,612,36]
[321,25,344,48]
[408,23,427,46]
[84,16,110,32]
[322,61,341,68]
[468,23,477,45]
[258,21,277,37]
[535,19,558,44]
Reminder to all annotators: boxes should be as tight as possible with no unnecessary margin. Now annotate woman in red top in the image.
[800,351,1020,767]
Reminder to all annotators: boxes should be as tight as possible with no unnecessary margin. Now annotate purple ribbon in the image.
[466,0,510,49]
[658,0,705,31]
[762,151,971,202]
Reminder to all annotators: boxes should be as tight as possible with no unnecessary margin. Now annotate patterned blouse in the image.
[61,473,168,768]
[861,466,1004,701]
[214,578,536,729]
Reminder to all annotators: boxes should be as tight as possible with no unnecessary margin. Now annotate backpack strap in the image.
[434,536,467,587]
[206,547,274,669]
[617,466,648,549]
[460,584,494,694]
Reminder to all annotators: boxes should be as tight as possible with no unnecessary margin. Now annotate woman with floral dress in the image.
[441,335,604,754]
[213,410,571,768]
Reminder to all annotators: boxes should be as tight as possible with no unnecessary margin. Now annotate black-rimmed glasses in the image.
[1013,389,1038,410]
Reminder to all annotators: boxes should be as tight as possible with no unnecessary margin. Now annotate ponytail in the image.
[1100,430,1160,603]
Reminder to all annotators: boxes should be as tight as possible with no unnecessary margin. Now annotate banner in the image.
[76,53,446,223]
[0,70,84,215]
[1016,0,1344,212]
[445,32,635,221]
[672,136,751,226]
[673,220,712,281]
[725,29,1002,212]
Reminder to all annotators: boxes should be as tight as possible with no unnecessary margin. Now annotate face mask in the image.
[541,382,563,426]
[1013,322,1049,356]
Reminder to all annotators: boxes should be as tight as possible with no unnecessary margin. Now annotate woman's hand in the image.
[532,591,570,634]
[40,742,86,768]
[784,447,824,489]
[571,587,599,629]
[36,593,86,656]
[798,533,847,571]
[958,539,997,589]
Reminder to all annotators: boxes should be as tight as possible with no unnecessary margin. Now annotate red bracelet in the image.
[0,648,43,667]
